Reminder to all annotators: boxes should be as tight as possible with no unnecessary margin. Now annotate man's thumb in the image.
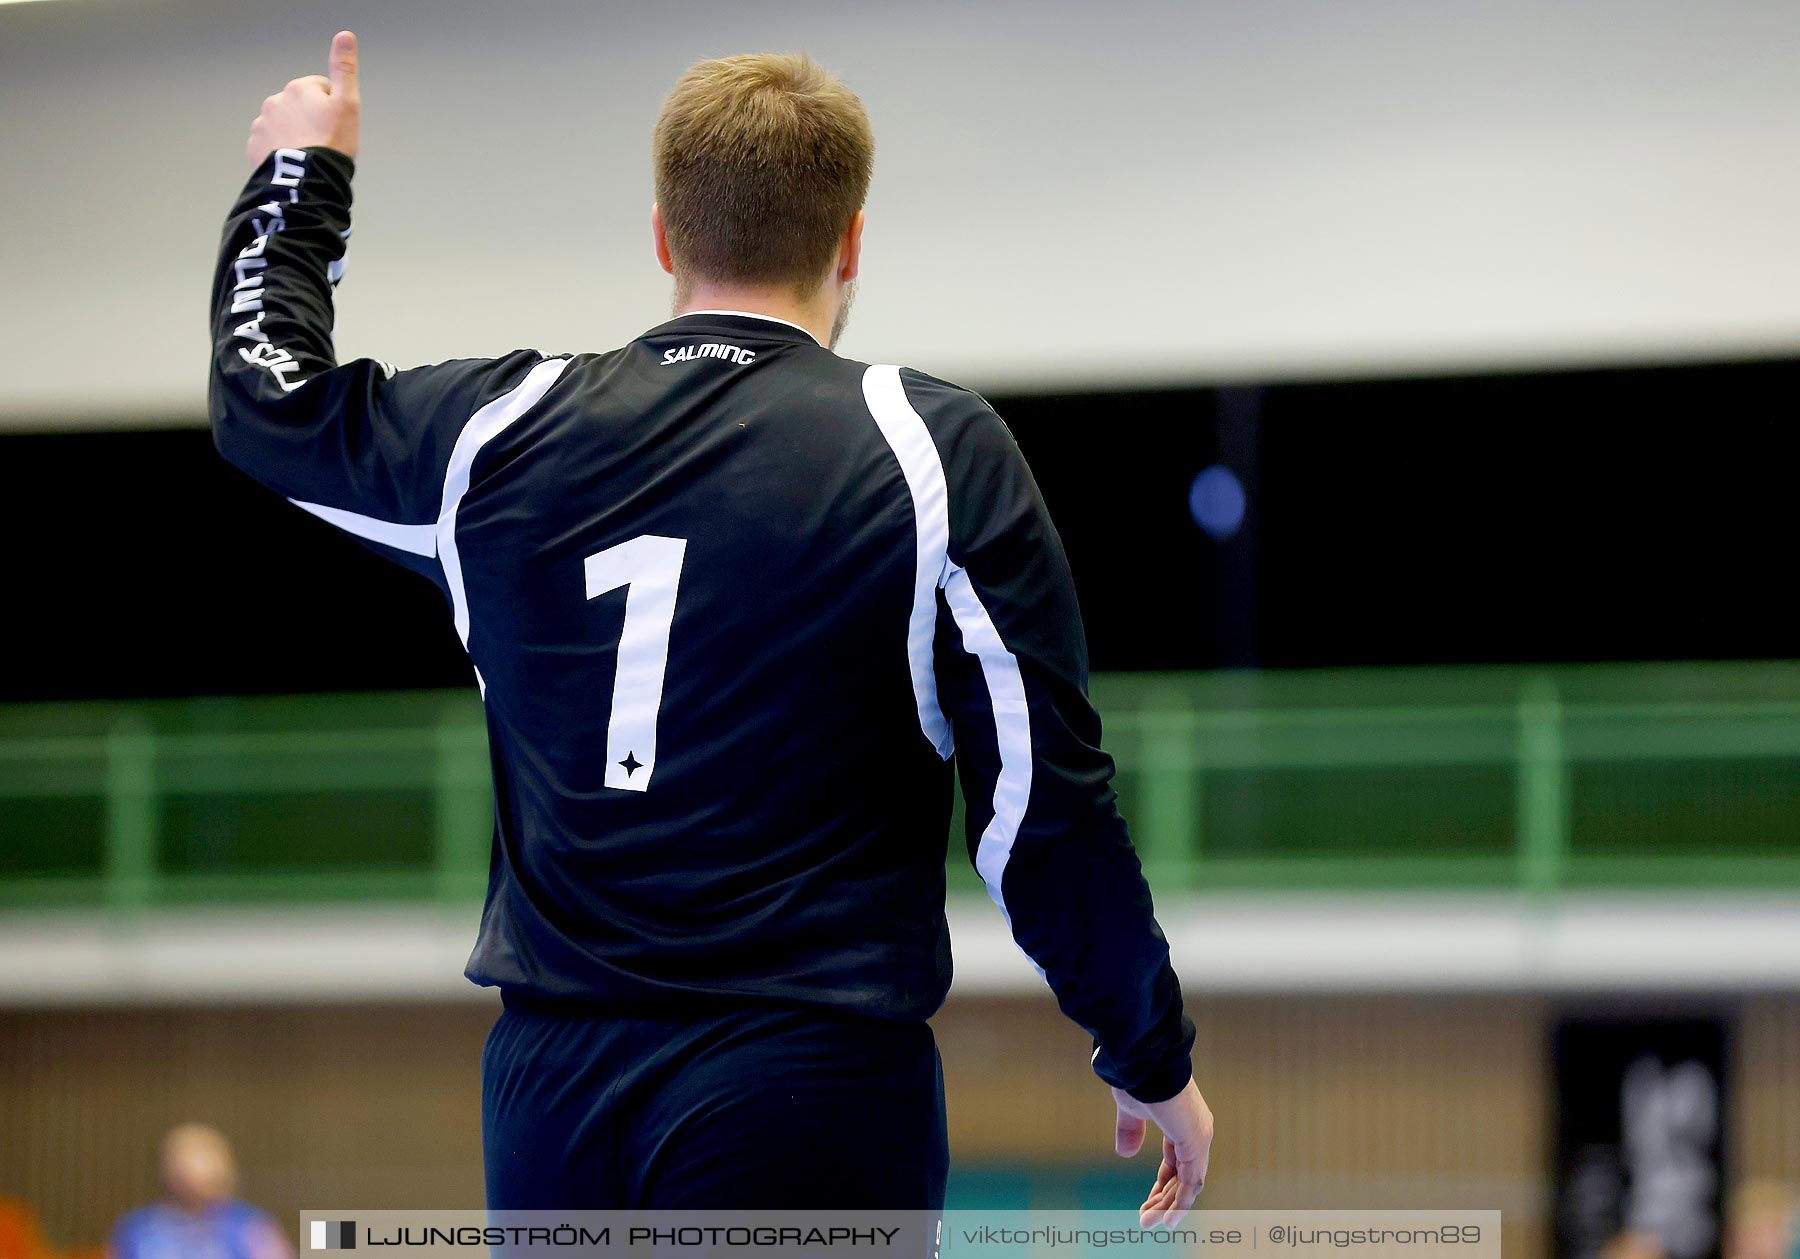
[1114,1110,1147,1158]
[328,31,358,96]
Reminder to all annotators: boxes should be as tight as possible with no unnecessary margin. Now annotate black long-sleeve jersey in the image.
[209,147,1196,1102]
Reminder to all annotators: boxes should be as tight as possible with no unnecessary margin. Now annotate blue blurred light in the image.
[1188,464,1246,540]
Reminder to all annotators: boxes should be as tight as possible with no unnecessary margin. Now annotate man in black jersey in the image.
[214,32,1214,1222]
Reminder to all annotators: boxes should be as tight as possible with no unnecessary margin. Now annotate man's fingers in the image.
[1138,1178,1177,1227]
[1152,1142,1208,1227]
[1142,1177,1196,1229]
[328,30,358,97]
[1154,1172,1204,1228]
[1114,1110,1147,1158]
[1139,1137,1208,1228]
[1177,1132,1213,1193]
[1137,1154,1176,1226]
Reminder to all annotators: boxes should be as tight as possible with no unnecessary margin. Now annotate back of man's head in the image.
[653,53,873,300]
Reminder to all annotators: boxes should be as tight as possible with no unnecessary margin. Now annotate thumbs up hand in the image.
[246,31,361,168]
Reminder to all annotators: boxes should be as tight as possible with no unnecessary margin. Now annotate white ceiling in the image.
[3,0,1798,427]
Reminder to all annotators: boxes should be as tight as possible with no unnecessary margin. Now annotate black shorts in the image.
[481,994,949,1209]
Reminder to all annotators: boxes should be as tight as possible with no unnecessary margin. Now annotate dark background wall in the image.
[5,356,1795,703]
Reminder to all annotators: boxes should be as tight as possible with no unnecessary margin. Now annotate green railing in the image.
[4,662,1800,910]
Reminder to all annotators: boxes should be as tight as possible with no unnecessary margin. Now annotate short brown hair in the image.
[653,53,874,296]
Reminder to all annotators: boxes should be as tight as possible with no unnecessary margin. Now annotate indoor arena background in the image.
[2,2,1798,1257]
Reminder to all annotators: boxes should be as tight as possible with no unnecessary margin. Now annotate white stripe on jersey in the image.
[286,499,439,556]
[437,356,571,652]
[863,364,1041,978]
[942,557,1041,977]
[285,356,570,581]
[862,364,954,758]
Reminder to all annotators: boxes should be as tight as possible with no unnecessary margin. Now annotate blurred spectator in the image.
[108,1124,290,1259]
[1726,1183,1798,1259]
[0,1197,52,1259]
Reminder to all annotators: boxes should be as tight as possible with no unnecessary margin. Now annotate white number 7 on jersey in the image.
[583,534,688,792]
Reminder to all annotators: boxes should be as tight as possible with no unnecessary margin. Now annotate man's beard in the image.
[828,281,857,350]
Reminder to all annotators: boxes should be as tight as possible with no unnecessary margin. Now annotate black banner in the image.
[1553,1015,1730,1259]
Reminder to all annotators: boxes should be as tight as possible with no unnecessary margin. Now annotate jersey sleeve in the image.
[208,144,547,576]
[914,371,1196,1104]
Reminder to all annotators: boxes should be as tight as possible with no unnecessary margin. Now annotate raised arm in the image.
[888,369,1213,1224]
[213,29,367,468]
[211,31,552,579]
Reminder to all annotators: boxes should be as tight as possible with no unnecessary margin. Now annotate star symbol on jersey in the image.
[619,751,643,777]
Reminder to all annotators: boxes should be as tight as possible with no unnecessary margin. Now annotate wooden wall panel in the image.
[1736,996,1800,1184]
[15,991,1789,1259]
[0,1004,494,1249]
[937,994,1548,1256]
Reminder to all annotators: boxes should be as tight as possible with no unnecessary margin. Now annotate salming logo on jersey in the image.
[662,342,757,366]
